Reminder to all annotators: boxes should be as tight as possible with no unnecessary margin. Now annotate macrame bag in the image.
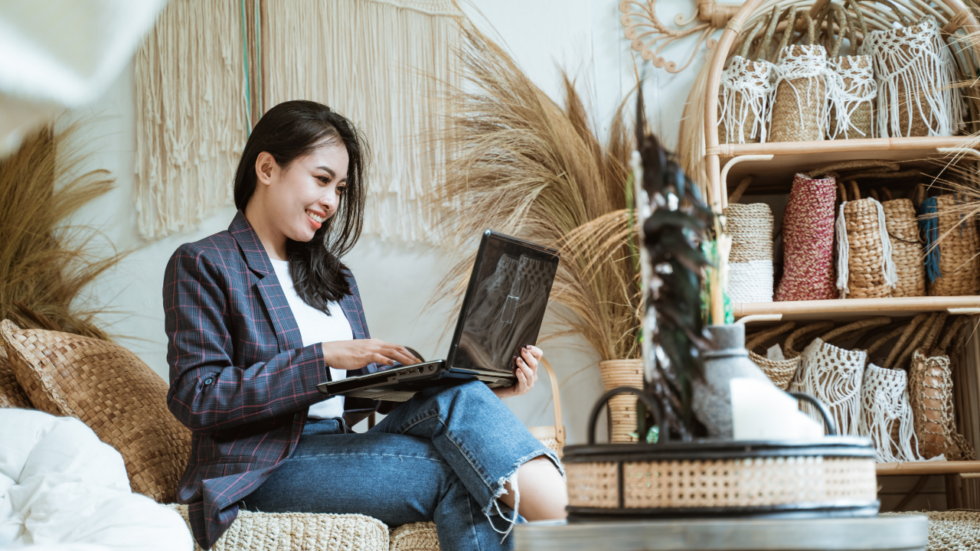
[718,10,779,144]
[769,10,827,143]
[908,314,975,460]
[861,15,963,137]
[820,1,876,139]
[776,173,838,301]
[919,193,980,297]
[880,188,926,297]
[724,177,774,303]
[789,318,891,436]
[859,323,922,463]
[835,180,897,299]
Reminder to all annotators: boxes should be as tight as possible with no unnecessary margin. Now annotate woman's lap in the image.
[242,424,457,527]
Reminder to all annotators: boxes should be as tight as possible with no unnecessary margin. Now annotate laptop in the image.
[317,230,560,401]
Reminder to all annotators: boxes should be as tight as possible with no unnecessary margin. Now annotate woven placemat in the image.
[167,504,390,551]
[0,340,31,409]
[1,320,191,503]
[390,522,440,551]
[884,511,980,550]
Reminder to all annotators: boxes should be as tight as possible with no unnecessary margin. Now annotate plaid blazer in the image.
[164,211,381,549]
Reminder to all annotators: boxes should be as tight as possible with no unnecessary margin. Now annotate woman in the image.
[164,100,567,550]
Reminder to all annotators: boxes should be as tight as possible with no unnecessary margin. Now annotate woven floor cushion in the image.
[0,319,191,503]
[390,522,440,551]
[0,343,31,408]
[168,504,390,551]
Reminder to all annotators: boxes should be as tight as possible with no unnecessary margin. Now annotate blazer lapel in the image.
[228,211,304,352]
[339,294,367,340]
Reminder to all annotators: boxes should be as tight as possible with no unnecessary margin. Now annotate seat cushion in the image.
[1,320,191,502]
[0,343,31,408]
[390,522,440,551]
[168,504,390,551]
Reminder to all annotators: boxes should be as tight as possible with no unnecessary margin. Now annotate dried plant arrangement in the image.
[0,124,125,340]
[425,22,641,362]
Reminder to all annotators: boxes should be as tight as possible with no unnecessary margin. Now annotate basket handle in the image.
[788,392,838,436]
[738,19,766,59]
[884,313,929,368]
[845,0,869,42]
[821,316,891,344]
[934,316,970,356]
[827,3,849,57]
[784,321,835,359]
[745,321,797,351]
[727,176,753,204]
[849,180,861,201]
[540,357,565,447]
[755,5,782,62]
[882,188,894,201]
[587,387,668,445]
[866,324,908,357]
[776,6,799,53]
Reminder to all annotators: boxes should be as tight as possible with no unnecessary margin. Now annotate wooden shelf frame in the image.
[877,461,980,476]
[733,296,980,321]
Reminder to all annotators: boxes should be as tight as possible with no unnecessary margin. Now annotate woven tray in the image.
[564,388,879,521]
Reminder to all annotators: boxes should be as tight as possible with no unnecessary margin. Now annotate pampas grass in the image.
[0,124,124,340]
[426,22,641,361]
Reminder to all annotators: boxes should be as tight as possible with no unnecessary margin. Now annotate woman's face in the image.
[256,142,349,244]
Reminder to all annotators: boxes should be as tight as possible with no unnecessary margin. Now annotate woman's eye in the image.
[337,186,347,193]
[317,176,330,185]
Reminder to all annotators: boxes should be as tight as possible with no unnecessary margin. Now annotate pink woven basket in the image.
[776,173,838,301]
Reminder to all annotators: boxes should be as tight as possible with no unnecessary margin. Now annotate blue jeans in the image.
[241,380,562,550]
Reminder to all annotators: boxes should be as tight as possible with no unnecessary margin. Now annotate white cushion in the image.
[0,408,192,550]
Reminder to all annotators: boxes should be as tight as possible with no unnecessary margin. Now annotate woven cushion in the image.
[390,522,440,551]
[0,337,31,408]
[0,320,191,503]
[167,504,389,551]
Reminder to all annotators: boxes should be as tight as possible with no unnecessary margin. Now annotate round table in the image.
[514,515,928,551]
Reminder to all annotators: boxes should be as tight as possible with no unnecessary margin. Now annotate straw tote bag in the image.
[862,15,963,137]
[859,323,921,463]
[835,180,897,299]
[880,188,926,297]
[776,173,838,301]
[724,177,774,303]
[718,7,778,144]
[920,192,980,297]
[820,0,876,140]
[527,358,566,459]
[769,9,827,143]
[745,321,799,389]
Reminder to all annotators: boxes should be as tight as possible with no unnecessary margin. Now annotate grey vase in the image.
[692,324,771,438]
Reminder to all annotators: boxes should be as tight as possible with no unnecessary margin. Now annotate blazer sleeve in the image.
[163,243,328,433]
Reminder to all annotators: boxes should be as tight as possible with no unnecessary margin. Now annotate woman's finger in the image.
[527,345,544,361]
[521,348,538,371]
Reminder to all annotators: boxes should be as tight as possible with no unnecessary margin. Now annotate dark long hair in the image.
[233,100,368,312]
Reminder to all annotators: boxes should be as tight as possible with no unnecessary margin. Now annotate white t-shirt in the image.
[270,258,352,420]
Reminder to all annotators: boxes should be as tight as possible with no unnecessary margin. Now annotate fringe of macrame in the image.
[718,57,773,144]
[134,0,247,240]
[825,57,876,139]
[264,0,461,244]
[769,45,827,138]
[860,363,922,463]
[861,17,964,137]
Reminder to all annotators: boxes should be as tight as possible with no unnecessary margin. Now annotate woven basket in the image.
[724,181,774,303]
[862,16,962,137]
[744,322,799,389]
[920,194,980,297]
[1,320,192,503]
[527,358,566,459]
[390,522,440,551]
[776,173,838,301]
[769,13,827,143]
[881,195,926,297]
[564,388,879,519]
[821,3,876,139]
[718,15,776,144]
[167,504,390,551]
[835,181,895,299]
[0,340,31,409]
[599,359,643,443]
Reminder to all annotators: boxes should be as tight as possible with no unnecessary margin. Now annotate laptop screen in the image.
[448,231,559,373]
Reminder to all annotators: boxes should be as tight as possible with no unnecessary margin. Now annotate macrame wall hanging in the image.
[135,0,461,243]
[134,0,248,240]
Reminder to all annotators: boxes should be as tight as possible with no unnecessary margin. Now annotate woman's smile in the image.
[306,208,327,229]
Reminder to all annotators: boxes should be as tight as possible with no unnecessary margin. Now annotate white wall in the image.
[64,0,714,444]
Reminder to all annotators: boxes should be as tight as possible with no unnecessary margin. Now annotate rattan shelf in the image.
[732,296,980,321]
[713,137,977,199]
[876,461,980,476]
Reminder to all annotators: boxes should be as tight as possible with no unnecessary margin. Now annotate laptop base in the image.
[317,360,516,402]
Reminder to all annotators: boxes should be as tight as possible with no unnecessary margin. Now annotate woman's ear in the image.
[255,152,278,187]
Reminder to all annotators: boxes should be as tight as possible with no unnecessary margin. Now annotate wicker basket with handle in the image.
[835,180,896,299]
[744,321,799,389]
[724,177,774,303]
[769,10,827,143]
[527,357,566,459]
[598,359,643,443]
[775,173,838,301]
[880,188,926,297]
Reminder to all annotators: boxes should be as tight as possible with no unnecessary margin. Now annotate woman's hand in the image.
[321,339,421,371]
[493,345,543,399]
